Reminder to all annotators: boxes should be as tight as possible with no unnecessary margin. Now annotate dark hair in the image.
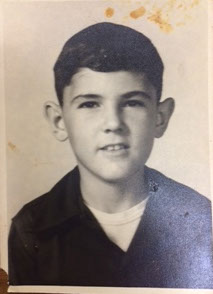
[54,22,164,105]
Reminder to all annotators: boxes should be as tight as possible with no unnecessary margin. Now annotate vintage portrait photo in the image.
[0,1,212,293]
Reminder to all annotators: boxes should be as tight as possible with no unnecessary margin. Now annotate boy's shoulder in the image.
[12,167,81,233]
[145,167,212,229]
[147,167,211,207]
[12,166,212,233]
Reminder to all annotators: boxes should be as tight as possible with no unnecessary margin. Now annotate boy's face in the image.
[47,68,174,183]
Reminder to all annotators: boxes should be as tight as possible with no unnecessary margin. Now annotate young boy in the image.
[8,22,213,288]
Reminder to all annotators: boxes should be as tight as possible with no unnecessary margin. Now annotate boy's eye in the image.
[123,100,145,107]
[78,101,99,108]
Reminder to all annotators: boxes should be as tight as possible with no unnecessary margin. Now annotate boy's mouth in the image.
[100,143,129,151]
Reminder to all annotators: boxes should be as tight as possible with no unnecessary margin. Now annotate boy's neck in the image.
[79,167,148,213]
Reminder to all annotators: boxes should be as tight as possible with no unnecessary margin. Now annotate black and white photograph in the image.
[0,1,212,293]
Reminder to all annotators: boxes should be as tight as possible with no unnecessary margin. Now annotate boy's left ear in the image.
[155,98,175,138]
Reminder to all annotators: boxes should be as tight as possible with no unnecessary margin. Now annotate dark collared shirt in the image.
[8,167,213,288]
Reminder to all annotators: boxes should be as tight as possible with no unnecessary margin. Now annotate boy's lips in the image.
[99,143,129,152]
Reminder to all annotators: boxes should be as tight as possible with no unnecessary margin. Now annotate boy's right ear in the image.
[44,101,68,142]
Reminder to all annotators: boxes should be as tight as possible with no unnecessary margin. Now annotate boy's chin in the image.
[93,166,144,184]
[78,160,145,184]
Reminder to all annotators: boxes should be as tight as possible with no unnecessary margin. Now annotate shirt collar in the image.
[33,166,159,234]
[33,167,83,233]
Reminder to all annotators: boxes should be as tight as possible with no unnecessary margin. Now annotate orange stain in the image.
[8,141,16,151]
[105,7,114,18]
[190,0,200,8]
[130,6,146,19]
[177,3,183,9]
[148,9,172,33]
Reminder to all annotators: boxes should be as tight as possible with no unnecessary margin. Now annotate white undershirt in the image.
[86,198,149,252]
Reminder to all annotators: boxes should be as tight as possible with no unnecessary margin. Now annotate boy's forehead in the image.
[64,68,157,100]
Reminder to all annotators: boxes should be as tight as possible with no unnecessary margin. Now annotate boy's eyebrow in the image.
[121,91,151,100]
[71,91,151,102]
[72,94,101,102]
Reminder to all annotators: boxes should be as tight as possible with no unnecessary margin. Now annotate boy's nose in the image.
[102,106,124,133]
